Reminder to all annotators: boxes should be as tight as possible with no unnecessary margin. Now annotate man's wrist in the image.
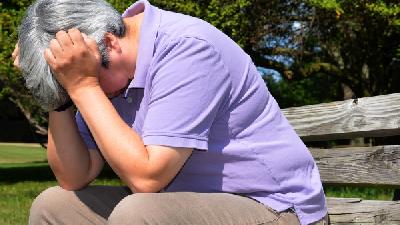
[54,100,74,112]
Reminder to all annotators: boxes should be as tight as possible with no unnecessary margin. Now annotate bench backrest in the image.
[282,93,400,224]
[282,93,400,188]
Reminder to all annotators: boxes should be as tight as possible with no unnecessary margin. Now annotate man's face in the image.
[97,33,137,99]
[98,63,131,98]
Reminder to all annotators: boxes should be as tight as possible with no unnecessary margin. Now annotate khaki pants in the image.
[29,186,328,225]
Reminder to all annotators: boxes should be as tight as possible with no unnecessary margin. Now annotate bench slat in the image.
[327,197,400,224]
[310,145,400,187]
[282,93,400,141]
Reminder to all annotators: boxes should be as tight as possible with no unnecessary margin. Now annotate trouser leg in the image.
[108,192,301,225]
[29,186,131,225]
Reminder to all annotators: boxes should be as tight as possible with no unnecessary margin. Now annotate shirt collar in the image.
[122,0,161,96]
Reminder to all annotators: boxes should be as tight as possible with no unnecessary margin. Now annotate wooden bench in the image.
[282,93,400,224]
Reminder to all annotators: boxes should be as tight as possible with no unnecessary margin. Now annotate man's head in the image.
[19,0,126,111]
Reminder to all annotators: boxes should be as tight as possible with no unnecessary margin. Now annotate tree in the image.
[270,0,400,98]
[0,0,48,136]
[0,0,286,136]
[1,0,398,136]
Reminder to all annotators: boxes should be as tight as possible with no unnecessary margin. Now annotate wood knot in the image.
[367,148,384,161]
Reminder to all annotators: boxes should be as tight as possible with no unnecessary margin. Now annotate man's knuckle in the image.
[64,58,72,65]
[79,49,88,57]
[56,30,66,39]
[50,39,58,47]
[69,28,79,34]
[52,63,59,71]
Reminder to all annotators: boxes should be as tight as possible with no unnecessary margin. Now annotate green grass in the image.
[325,185,394,200]
[0,144,47,164]
[0,143,396,225]
[0,143,121,225]
[0,181,57,225]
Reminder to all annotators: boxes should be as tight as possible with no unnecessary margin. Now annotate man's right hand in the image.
[11,43,20,69]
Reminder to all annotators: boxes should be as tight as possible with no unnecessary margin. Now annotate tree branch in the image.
[8,97,47,136]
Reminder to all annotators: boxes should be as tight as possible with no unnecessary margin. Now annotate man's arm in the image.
[12,42,103,191]
[47,108,104,190]
[71,85,193,193]
[44,29,193,193]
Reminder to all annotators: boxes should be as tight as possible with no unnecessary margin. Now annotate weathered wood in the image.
[327,197,400,224]
[282,93,400,141]
[310,146,400,187]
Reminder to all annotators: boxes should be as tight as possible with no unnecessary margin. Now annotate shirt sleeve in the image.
[142,37,231,150]
[75,111,99,150]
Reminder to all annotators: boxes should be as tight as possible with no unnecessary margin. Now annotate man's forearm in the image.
[47,108,103,190]
[70,86,154,192]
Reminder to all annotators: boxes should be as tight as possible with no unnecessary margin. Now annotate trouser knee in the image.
[108,193,166,225]
[29,186,69,225]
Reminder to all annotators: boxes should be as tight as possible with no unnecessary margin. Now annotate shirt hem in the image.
[250,196,327,225]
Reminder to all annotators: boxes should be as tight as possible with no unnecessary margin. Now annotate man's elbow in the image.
[57,179,90,191]
[126,178,164,193]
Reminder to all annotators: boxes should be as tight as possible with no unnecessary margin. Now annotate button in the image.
[127,97,133,103]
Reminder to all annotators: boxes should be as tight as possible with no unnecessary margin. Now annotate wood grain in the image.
[327,197,400,224]
[310,145,400,187]
[282,93,400,141]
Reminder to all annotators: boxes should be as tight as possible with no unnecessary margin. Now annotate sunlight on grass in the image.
[0,178,123,225]
[0,143,396,224]
[0,143,122,225]
[325,186,394,201]
[0,181,57,225]
[0,144,46,164]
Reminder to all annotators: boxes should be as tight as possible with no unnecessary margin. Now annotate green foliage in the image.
[264,73,342,108]
[0,0,47,136]
[0,0,273,134]
[307,0,343,13]
[284,0,400,97]
[202,0,252,47]
[366,1,400,17]
[1,0,399,133]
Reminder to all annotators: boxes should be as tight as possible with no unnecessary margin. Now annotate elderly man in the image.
[14,0,328,224]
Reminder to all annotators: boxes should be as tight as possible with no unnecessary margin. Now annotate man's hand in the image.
[11,43,20,69]
[44,28,101,97]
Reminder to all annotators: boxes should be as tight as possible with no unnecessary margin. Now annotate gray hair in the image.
[18,0,125,111]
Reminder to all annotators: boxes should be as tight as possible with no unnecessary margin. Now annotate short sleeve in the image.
[75,111,99,150]
[142,37,231,150]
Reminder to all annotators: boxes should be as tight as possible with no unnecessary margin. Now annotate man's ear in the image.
[104,33,122,54]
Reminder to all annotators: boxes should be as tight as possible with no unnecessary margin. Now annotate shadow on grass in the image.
[0,162,119,184]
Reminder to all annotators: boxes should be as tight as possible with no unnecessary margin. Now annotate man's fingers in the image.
[12,43,20,69]
[55,30,74,49]
[68,28,85,46]
[44,48,56,68]
[82,33,101,61]
[12,43,19,61]
[81,33,89,43]
[13,57,20,68]
[49,39,63,59]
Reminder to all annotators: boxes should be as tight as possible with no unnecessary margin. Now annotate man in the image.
[14,0,328,224]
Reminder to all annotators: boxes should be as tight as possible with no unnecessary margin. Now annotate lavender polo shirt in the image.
[76,0,327,224]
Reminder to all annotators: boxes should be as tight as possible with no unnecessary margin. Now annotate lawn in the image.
[0,143,47,164]
[0,143,395,225]
[0,143,121,225]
